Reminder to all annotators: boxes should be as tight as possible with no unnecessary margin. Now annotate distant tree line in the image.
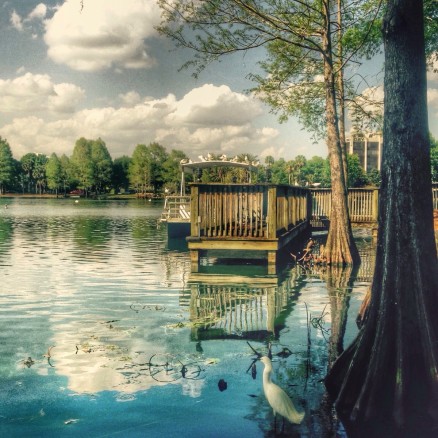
[1,134,436,196]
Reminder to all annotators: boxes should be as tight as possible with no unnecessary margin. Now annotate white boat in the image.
[160,195,192,238]
[160,159,258,239]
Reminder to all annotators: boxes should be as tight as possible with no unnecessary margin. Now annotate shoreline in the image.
[0,193,157,200]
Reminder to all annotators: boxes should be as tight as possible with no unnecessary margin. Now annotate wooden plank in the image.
[191,186,199,237]
[267,186,277,239]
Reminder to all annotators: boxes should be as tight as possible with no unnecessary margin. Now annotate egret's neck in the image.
[263,363,273,384]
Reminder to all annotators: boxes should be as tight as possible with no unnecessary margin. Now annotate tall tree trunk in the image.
[336,0,348,184]
[325,0,438,435]
[322,0,360,266]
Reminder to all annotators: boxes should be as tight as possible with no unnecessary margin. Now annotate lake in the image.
[0,198,373,437]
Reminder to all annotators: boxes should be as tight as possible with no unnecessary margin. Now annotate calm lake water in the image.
[0,198,373,437]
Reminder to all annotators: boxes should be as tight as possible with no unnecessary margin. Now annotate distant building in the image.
[346,132,383,172]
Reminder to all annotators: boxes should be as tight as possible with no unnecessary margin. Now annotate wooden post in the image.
[267,186,277,239]
[190,250,199,272]
[267,251,277,275]
[372,188,379,223]
[191,185,199,237]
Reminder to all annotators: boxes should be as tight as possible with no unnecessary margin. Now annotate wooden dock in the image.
[163,181,437,272]
[187,183,311,273]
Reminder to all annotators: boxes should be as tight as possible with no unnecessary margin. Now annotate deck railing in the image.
[190,184,310,239]
[310,188,379,224]
[161,195,191,222]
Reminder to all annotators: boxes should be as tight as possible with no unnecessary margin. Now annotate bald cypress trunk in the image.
[322,0,360,266]
[325,0,438,435]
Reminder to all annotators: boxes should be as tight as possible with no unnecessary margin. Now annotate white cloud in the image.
[119,91,142,107]
[168,84,263,126]
[9,4,47,34]
[27,3,47,21]
[0,72,85,114]
[260,145,286,160]
[49,83,86,113]
[44,0,161,72]
[0,84,278,159]
[10,10,23,31]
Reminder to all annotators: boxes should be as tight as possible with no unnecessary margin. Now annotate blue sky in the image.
[0,0,437,162]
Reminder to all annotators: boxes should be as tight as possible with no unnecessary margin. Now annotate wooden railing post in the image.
[267,186,277,238]
[191,185,199,237]
[372,188,379,222]
[307,190,312,222]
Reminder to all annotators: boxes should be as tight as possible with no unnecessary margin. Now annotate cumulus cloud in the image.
[119,91,142,107]
[0,72,85,114]
[9,3,47,33]
[10,10,23,31]
[44,0,161,72]
[27,3,47,21]
[169,84,263,126]
[0,84,279,159]
[49,83,86,113]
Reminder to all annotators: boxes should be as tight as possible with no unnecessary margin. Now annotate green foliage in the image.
[113,156,131,193]
[347,154,368,187]
[21,152,38,193]
[431,135,438,182]
[91,138,113,193]
[147,143,168,191]
[70,138,95,193]
[129,144,152,193]
[366,168,381,187]
[424,0,438,60]
[162,150,190,193]
[158,0,385,142]
[0,137,14,194]
[1,133,427,195]
[46,153,72,195]
[302,156,331,187]
[59,154,73,194]
[46,153,63,193]
[33,154,48,194]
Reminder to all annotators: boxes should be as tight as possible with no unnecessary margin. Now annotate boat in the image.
[160,194,192,238]
[160,158,258,239]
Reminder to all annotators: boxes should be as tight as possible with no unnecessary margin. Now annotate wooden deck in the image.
[164,183,437,271]
[187,184,311,272]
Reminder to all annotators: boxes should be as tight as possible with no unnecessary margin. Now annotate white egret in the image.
[260,356,305,431]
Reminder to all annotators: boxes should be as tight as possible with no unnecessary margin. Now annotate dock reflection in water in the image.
[0,199,376,437]
[187,267,303,342]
